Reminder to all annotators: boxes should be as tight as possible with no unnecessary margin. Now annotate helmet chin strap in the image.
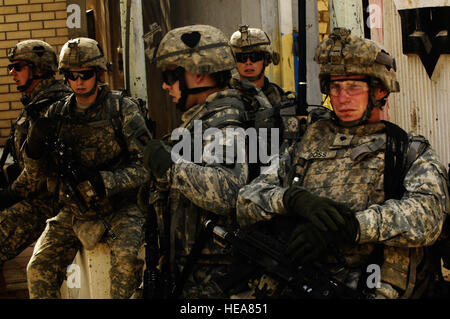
[241,65,265,82]
[335,81,388,127]
[17,64,51,92]
[74,83,97,98]
[175,75,216,111]
[17,78,34,92]
[71,70,100,98]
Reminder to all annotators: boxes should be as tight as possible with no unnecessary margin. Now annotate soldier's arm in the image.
[356,147,449,247]
[170,124,248,216]
[235,145,295,227]
[99,98,150,197]
[11,143,48,197]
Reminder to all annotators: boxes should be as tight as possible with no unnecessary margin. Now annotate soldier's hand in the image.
[77,166,106,198]
[26,117,56,159]
[283,186,346,232]
[143,139,173,179]
[287,222,330,263]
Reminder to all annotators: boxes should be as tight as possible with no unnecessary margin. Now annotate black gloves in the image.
[286,207,360,264]
[77,165,106,198]
[283,185,346,232]
[26,117,56,159]
[287,222,334,263]
[143,140,173,179]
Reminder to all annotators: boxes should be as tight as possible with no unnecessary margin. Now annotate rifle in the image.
[44,136,117,240]
[142,181,174,299]
[204,218,367,299]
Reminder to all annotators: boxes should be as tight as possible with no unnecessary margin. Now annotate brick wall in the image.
[317,0,330,40]
[0,0,69,146]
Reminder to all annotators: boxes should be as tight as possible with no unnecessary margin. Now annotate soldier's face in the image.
[8,60,30,88]
[161,66,182,103]
[329,75,370,122]
[236,53,264,79]
[66,67,97,95]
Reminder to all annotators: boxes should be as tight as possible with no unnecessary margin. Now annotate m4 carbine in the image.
[45,136,117,239]
[204,218,366,299]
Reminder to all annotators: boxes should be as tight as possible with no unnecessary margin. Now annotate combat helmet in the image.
[153,25,236,110]
[230,25,280,66]
[59,37,109,72]
[315,27,399,95]
[315,27,399,123]
[153,24,236,75]
[7,39,58,77]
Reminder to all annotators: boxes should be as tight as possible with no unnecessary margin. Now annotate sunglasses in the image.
[235,52,265,63]
[329,79,370,97]
[65,70,96,81]
[7,62,28,72]
[161,67,184,85]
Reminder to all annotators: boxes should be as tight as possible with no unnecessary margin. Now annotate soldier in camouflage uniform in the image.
[140,25,249,298]
[236,28,449,299]
[229,24,284,106]
[229,25,303,180]
[20,37,151,298]
[0,40,71,288]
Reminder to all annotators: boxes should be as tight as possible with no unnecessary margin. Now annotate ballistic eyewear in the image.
[162,67,184,85]
[329,79,370,97]
[235,52,265,63]
[7,62,28,72]
[65,70,96,81]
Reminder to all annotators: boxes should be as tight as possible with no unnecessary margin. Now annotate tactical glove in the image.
[143,139,173,179]
[26,117,56,159]
[287,210,359,264]
[77,166,106,198]
[283,186,346,232]
[287,222,331,263]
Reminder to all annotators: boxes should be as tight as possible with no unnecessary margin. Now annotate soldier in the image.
[229,24,283,105]
[229,25,303,180]
[140,24,249,298]
[236,28,449,299]
[0,40,71,289]
[22,37,151,298]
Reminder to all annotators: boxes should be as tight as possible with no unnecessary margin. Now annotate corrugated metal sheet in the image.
[384,0,450,167]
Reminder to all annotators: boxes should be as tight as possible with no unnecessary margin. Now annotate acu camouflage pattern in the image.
[23,84,149,298]
[10,78,71,172]
[0,79,71,268]
[229,77,301,154]
[154,88,249,298]
[58,37,109,72]
[7,39,58,75]
[230,25,280,65]
[154,25,236,74]
[237,118,448,298]
[315,27,400,93]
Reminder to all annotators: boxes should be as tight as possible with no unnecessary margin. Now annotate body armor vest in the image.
[161,90,248,271]
[48,87,130,216]
[290,119,426,297]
